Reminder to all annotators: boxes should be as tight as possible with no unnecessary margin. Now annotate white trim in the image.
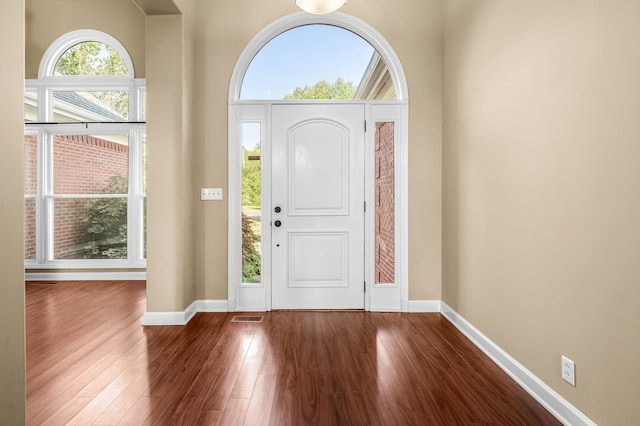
[228,105,269,312]
[196,300,230,312]
[184,301,198,323]
[441,302,597,426]
[140,302,196,326]
[25,271,146,281]
[229,13,409,313]
[398,103,409,311]
[367,104,407,312]
[227,105,240,311]
[369,289,402,312]
[407,299,442,312]
[39,29,135,78]
[141,300,228,326]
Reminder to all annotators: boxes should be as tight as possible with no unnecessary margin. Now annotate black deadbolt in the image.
[274,206,281,213]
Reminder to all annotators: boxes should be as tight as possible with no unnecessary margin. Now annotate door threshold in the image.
[271,309,366,312]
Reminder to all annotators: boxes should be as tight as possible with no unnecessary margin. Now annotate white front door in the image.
[271,104,365,309]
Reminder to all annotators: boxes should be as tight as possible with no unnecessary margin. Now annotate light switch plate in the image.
[201,188,223,200]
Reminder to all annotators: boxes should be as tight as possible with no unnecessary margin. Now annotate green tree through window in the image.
[55,42,128,76]
[283,78,356,100]
[55,42,129,118]
[242,142,261,283]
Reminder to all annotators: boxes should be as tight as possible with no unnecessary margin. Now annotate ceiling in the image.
[26,0,181,15]
[130,0,180,15]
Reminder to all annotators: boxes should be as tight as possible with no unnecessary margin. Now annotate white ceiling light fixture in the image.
[295,0,346,14]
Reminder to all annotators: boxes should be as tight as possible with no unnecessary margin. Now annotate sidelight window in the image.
[374,122,395,283]
[242,122,262,284]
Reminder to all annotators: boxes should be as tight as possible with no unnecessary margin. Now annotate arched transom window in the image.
[240,24,396,101]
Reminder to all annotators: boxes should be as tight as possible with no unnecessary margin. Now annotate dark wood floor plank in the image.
[66,350,149,425]
[243,374,278,426]
[202,410,222,425]
[75,339,148,398]
[202,328,258,411]
[26,350,125,424]
[117,396,152,425]
[230,331,267,399]
[265,312,303,426]
[26,281,146,399]
[295,312,332,425]
[319,312,384,425]
[93,372,150,425]
[143,316,236,424]
[369,313,452,424]
[374,313,478,424]
[218,398,250,426]
[25,281,561,425]
[37,396,92,426]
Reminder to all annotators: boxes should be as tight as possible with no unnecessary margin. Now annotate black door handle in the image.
[274,220,282,227]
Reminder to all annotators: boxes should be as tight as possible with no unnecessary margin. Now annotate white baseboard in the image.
[26,271,146,281]
[184,301,198,323]
[407,299,441,312]
[141,300,227,326]
[140,309,192,326]
[440,302,596,426]
[196,300,230,312]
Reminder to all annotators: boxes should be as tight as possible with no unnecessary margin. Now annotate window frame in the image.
[25,30,146,269]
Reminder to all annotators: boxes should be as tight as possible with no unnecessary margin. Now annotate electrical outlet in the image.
[562,355,575,386]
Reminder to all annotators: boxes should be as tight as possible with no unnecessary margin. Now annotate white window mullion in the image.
[126,128,134,263]
[41,131,54,262]
[24,127,40,266]
[127,128,140,263]
[129,81,137,123]
[36,83,46,123]
[134,80,146,122]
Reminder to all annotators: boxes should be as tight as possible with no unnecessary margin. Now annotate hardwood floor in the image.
[26,280,560,425]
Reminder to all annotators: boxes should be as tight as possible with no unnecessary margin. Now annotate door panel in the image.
[289,121,349,215]
[289,232,348,287]
[272,104,365,309]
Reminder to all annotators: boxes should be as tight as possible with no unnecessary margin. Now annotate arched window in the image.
[54,41,129,76]
[38,30,135,78]
[240,24,396,101]
[24,30,146,275]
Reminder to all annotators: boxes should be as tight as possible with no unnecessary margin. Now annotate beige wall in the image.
[145,0,198,311]
[25,0,145,78]
[443,1,640,424]
[0,0,25,423]
[145,14,190,311]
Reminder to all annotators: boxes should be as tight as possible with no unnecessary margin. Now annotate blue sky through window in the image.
[240,24,375,100]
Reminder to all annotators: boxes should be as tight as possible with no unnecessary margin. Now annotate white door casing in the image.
[271,104,365,309]
[228,13,409,312]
